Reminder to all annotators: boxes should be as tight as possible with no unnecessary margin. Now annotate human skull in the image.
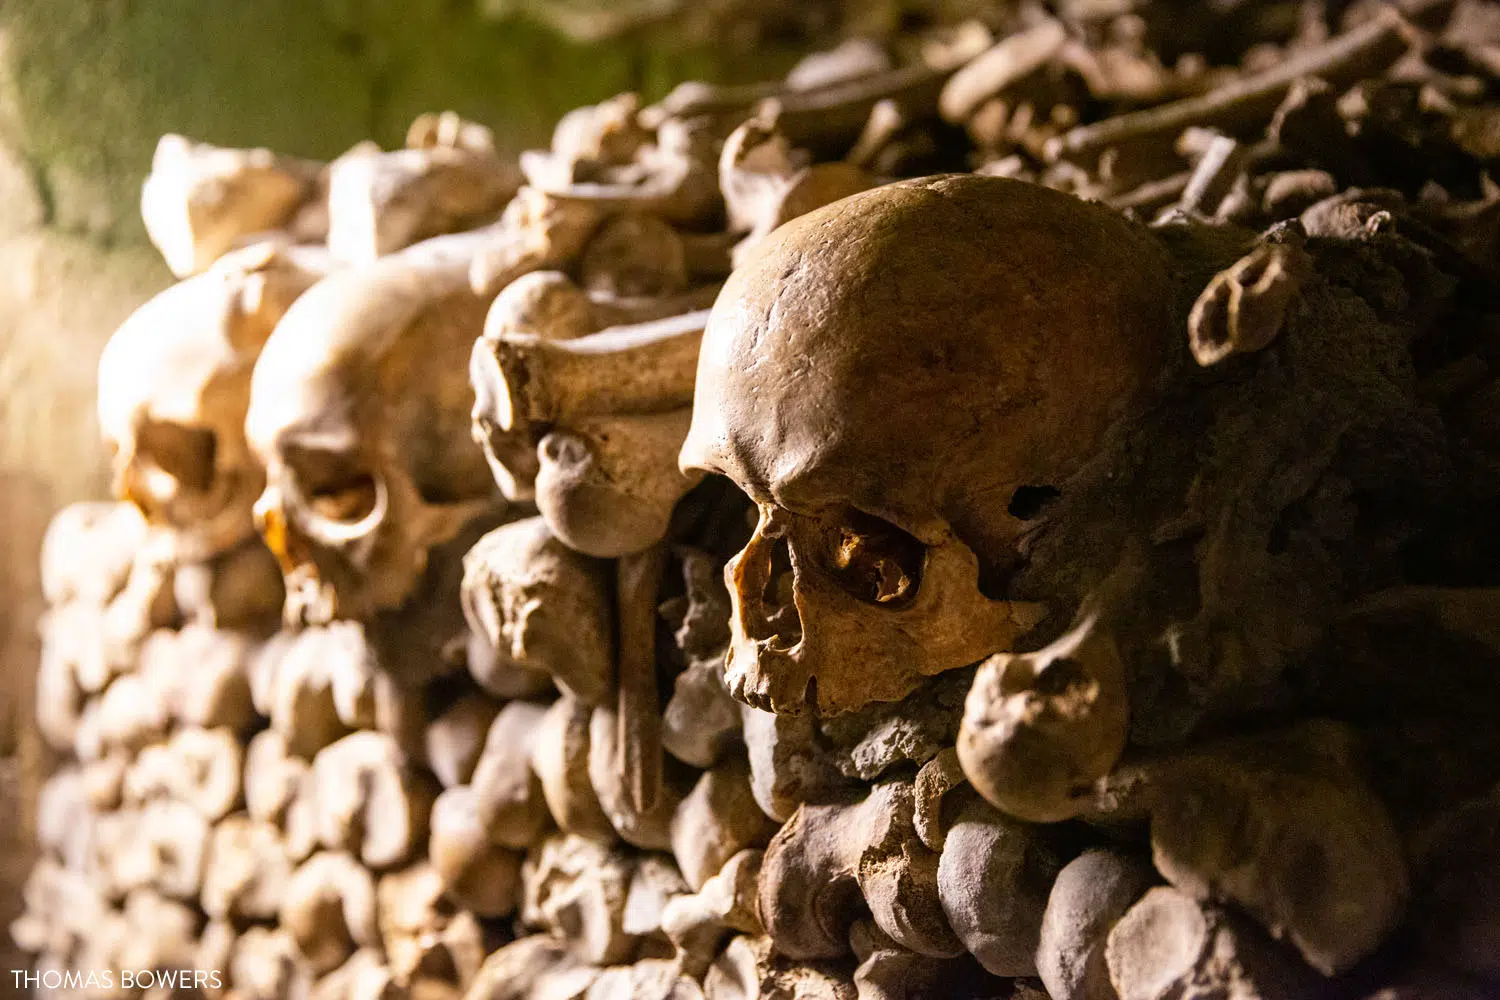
[680,175,1174,715]
[98,243,326,562]
[246,233,503,626]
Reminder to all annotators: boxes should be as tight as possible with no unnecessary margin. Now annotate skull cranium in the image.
[680,175,1175,715]
[98,243,326,563]
[246,233,504,631]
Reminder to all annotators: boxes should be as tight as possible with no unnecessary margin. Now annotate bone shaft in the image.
[1051,10,1410,161]
[617,544,666,814]
[495,310,707,429]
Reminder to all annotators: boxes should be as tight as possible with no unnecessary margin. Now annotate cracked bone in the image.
[521,833,639,967]
[661,849,765,978]
[1105,886,1321,1000]
[702,934,857,1000]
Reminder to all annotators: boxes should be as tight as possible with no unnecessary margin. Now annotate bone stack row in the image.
[17,1,1500,998]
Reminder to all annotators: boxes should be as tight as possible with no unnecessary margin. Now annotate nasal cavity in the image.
[761,532,803,646]
[1008,484,1061,521]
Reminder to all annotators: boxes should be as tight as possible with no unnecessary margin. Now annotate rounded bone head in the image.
[246,236,502,622]
[98,244,323,562]
[680,175,1173,715]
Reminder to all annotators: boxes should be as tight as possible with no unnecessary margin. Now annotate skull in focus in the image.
[246,234,504,627]
[98,243,326,563]
[680,175,1175,715]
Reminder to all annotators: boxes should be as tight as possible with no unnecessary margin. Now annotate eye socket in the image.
[136,419,217,492]
[284,446,380,524]
[822,508,925,607]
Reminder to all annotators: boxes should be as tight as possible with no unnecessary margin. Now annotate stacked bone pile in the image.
[16,1,1500,998]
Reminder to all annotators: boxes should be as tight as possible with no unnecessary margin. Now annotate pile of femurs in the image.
[17,1,1500,997]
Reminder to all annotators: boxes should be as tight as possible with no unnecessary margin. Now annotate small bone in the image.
[136,801,214,901]
[169,623,257,732]
[1037,849,1158,1000]
[425,691,503,788]
[281,851,380,976]
[429,786,524,917]
[588,702,683,850]
[469,700,552,849]
[461,517,614,705]
[232,926,317,1000]
[479,310,708,432]
[141,134,321,276]
[326,118,522,263]
[40,501,147,608]
[36,769,93,871]
[1105,887,1320,1000]
[580,213,689,299]
[202,815,294,923]
[661,849,765,977]
[463,935,593,1000]
[849,921,997,1000]
[937,797,1062,977]
[245,728,311,824]
[912,748,966,853]
[469,186,606,296]
[530,695,616,839]
[938,19,1068,123]
[703,934,857,1000]
[313,732,437,870]
[536,411,703,558]
[619,544,665,814]
[310,947,400,1000]
[1188,227,1313,366]
[1148,721,1409,975]
[486,270,599,342]
[670,756,775,891]
[123,726,243,820]
[661,656,741,770]
[377,863,487,989]
[957,609,1130,823]
[522,833,639,966]
[622,855,689,940]
[761,780,961,961]
[1047,10,1413,165]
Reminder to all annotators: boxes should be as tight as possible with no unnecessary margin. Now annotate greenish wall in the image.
[0,0,743,245]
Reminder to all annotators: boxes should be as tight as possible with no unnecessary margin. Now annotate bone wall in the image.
[15,2,1500,999]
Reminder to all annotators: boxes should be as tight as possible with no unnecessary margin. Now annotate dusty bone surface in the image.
[20,6,1500,999]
